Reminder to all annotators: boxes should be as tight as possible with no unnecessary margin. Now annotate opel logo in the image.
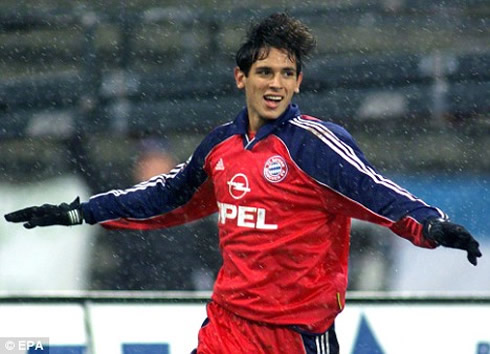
[227,173,251,199]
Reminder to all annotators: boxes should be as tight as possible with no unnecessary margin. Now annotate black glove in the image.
[423,217,482,266]
[4,197,83,229]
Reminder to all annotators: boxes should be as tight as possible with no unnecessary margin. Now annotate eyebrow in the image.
[254,64,297,72]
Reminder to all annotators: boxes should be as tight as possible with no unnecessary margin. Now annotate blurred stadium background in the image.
[0,0,489,291]
[1,1,490,353]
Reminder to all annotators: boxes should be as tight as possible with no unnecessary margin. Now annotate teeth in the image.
[265,95,282,101]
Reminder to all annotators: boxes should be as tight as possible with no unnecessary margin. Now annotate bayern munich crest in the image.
[263,155,288,183]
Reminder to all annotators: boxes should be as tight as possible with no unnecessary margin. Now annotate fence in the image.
[1,291,489,353]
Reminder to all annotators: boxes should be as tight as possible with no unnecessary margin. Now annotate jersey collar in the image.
[235,104,301,149]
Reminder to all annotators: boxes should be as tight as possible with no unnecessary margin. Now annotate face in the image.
[234,47,303,133]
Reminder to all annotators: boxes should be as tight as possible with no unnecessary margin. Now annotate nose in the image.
[269,73,283,90]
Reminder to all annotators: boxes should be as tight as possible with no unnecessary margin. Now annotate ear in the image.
[294,72,303,94]
[234,67,246,89]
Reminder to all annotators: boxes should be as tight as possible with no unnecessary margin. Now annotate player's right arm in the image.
[82,153,217,229]
[4,135,219,230]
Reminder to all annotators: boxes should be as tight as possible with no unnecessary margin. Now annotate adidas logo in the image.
[215,158,225,171]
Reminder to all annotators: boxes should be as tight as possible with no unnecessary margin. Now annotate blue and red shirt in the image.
[82,104,445,332]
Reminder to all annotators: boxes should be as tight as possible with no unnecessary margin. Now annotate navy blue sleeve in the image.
[81,122,237,225]
[82,155,207,225]
[287,117,446,223]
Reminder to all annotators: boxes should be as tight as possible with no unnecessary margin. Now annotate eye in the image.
[283,70,296,78]
[256,68,272,76]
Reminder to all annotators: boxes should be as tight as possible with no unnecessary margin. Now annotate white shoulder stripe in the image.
[294,117,384,182]
[290,117,428,205]
[90,162,186,200]
[291,117,380,185]
[293,118,368,174]
[291,117,420,202]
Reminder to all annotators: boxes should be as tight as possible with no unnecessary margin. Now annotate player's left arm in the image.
[341,136,483,265]
[294,119,482,265]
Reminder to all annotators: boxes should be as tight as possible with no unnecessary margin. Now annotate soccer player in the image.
[5,13,482,354]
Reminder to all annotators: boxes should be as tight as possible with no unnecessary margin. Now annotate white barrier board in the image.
[336,303,490,354]
[88,303,207,354]
[1,301,490,354]
[0,304,87,352]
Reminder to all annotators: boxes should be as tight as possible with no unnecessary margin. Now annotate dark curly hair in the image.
[236,13,316,76]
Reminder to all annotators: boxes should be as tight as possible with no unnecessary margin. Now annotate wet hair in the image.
[235,13,316,76]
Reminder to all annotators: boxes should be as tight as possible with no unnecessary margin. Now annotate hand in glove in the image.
[423,217,482,266]
[4,197,83,229]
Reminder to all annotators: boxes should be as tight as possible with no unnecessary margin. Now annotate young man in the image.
[5,13,482,354]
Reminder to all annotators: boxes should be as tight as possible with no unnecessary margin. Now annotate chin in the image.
[263,109,286,120]
[264,114,281,120]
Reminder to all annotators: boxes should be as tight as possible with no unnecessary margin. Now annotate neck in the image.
[248,115,265,133]
[247,105,292,133]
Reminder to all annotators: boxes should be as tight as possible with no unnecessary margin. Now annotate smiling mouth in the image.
[264,95,283,105]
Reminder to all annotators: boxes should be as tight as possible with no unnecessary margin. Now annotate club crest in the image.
[263,155,288,183]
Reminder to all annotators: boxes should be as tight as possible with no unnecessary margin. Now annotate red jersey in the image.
[82,104,444,333]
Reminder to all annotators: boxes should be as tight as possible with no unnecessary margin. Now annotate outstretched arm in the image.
[4,131,223,230]
[292,118,483,266]
[4,159,216,230]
